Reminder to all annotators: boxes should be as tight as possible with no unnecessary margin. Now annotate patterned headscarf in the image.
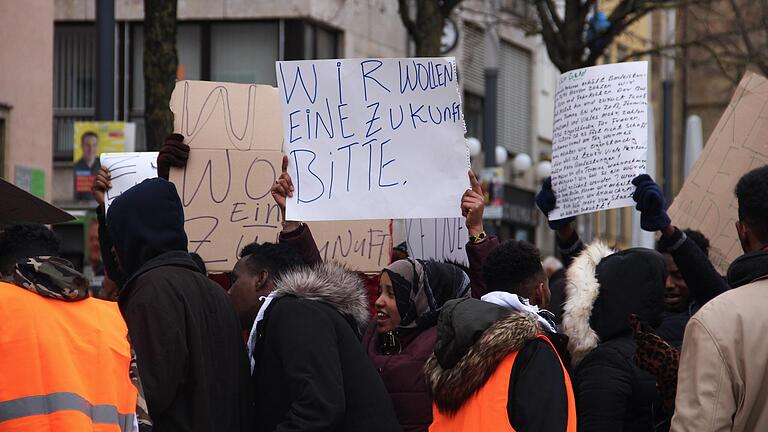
[8,256,89,301]
[383,259,470,329]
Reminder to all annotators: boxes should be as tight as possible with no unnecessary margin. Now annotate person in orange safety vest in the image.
[0,223,141,432]
[425,298,576,432]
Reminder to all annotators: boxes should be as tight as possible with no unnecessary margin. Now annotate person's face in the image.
[228,258,272,331]
[374,272,401,333]
[88,222,101,265]
[82,135,98,160]
[662,253,691,312]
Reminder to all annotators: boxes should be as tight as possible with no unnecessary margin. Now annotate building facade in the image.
[0,0,55,201]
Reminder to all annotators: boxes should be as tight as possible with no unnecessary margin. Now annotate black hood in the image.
[106,178,188,280]
[562,242,665,366]
[727,249,768,288]
[434,298,511,369]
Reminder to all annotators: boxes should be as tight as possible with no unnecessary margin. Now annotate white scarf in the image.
[247,292,276,373]
[481,291,557,333]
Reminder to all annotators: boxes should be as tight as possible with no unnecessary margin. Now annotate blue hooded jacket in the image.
[106,178,188,280]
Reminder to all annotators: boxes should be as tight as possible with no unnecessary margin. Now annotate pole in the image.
[482,0,500,167]
[661,8,676,206]
[95,0,115,121]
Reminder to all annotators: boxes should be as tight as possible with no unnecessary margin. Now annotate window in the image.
[464,92,484,142]
[53,24,96,160]
[54,20,341,158]
[498,41,532,154]
[210,22,279,85]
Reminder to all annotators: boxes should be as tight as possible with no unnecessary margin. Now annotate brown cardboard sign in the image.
[668,72,768,273]
[169,80,391,272]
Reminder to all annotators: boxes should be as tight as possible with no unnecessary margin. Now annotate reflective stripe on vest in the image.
[430,334,577,432]
[0,392,135,431]
[0,282,137,432]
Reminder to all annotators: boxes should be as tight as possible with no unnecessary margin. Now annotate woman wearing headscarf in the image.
[363,258,471,432]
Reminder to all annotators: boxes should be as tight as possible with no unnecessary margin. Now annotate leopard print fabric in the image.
[629,314,680,413]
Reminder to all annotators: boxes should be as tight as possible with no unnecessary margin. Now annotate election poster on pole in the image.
[168,80,392,273]
[548,61,648,220]
[276,57,469,221]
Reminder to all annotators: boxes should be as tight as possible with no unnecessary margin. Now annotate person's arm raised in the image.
[462,170,499,298]
[272,155,322,266]
[156,133,190,180]
[535,177,582,267]
[632,174,729,304]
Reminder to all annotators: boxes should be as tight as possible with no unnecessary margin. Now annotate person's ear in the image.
[253,269,270,291]
[736,220,754,252]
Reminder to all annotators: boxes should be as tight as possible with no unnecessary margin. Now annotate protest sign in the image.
[396,218,469,266]
[668,72,768,273]
[100,152,159,214]
[169,80,392,272]
[73,122,135,202]
[276,57,469,221]
[549,61,648,220]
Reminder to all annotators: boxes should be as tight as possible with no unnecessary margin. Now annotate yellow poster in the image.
[72,122,135,201]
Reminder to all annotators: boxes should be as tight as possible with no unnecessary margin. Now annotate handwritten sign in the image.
[169,80,392,272]
[549,61,648,220]
[100,152,158,214]
[276,57,469,221]
[402,218,469,266]
[668,72,768,273]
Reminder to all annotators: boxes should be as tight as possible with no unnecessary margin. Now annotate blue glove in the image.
[536,177,575,231]
[632,174,671,231]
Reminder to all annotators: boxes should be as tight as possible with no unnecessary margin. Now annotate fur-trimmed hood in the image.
[562,241,665,366]
[425,298,539,414]
[272,262,370,335]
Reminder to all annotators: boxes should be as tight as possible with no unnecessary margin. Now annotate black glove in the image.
[535,177,575,230]
[631,174,670,231]
[157,133,190,180]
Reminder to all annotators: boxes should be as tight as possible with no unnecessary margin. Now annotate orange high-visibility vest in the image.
[430,334,577,432]
[0,281,137,431]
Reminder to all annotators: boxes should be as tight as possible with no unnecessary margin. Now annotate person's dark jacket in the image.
[653,227,730,348]
[251,262,402,432]
[363,325,436,432]
[425,298,572,431]
[279,223,322,266]
[562,241,667,432]
[108,178,253,432]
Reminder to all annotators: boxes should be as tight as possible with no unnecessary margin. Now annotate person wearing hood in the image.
[364,258,470,432]
[561,239,667,431]
[0,224,139,431]
[106,178,253,432]
[425,296,576,431]
[249,261,402,432]
[672,165,768,431]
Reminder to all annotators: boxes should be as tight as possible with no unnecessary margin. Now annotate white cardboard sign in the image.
[549,61,648,220]
[402,217,469,266]
[276,57,469,221]
[101,152,158,213]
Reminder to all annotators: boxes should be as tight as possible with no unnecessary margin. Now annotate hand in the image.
[271,155,300,232]
[631,174,671,232]
[535,177,575,231]
[157,133,190,180]
[461,170,485,237]
[92,167,112,208]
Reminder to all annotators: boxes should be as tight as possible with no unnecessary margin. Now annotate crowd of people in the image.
[2,132,768,432]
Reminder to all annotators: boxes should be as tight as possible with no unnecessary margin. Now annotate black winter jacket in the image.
[109,178,254,432]
[251,262,402,432]
[562,242,667,432]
